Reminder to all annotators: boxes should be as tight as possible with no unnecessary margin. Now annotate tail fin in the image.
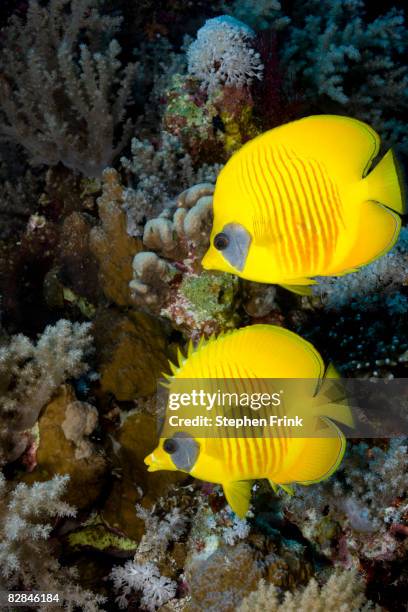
[313,366,354,429]
[364,149,406,214]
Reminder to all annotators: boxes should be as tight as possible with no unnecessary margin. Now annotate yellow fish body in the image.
[144,325,353,518]
[201,115,405,294]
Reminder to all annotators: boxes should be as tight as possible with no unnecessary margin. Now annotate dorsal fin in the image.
[271,115,381,180]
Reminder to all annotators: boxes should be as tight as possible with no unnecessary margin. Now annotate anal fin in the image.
[223,481,252,518]
[268,480,295,495]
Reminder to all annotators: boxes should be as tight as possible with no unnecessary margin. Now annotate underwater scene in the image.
[0,0,407,610]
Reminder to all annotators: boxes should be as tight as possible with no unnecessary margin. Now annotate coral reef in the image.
[0,320,92,465]
[0,0,137,177]
[0,0,407,609]
[279,439,408,608]
[120,134,221,237]
[237,568,376,611]
[314,228,408,313]
[280,0,408,151]
[130,182,241,339]
[0,473,105,611]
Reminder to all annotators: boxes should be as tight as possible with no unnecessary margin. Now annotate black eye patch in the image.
[213,223,252,272]
[214,232,230,250]
[163,438,178,454]
[163,432,200,472]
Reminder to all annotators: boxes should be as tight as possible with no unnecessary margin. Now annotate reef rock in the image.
[93,308,172,401]
[22,385,107,509]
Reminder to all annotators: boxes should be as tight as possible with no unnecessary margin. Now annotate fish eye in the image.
[214,232,229,251]
[163,438,178,454]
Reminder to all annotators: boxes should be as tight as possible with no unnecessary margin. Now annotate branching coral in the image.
[0,320,92,464]
[110,560,177,611]
[280,0,408,151]
[0,473,105,611]
[314,228,408,313]
[109,505,187,610]
[220,0,289,31]
[187,16,263,94]
[0,0,137,177]
[135,505,188,564]
[237,569,376,611]
[283,439,408,564]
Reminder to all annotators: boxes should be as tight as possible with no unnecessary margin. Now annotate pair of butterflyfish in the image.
[145,115,405,516]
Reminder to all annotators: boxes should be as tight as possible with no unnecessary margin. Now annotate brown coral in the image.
[90,168,142,307]
[186,543,262,612]
[93,308,172,401]
[22,385,107,510]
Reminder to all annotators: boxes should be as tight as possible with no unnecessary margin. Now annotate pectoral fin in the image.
[223,481,252,518]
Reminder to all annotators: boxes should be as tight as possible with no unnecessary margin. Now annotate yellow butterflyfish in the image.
[201,115,405,295]
[144,325,353,518]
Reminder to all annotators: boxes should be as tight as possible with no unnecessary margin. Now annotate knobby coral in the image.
[0,0,137,177]
[121,133,221,237]
[130,182,241,339]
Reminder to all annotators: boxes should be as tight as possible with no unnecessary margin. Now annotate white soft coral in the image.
[187,16,264,93]
[110,560,177,611]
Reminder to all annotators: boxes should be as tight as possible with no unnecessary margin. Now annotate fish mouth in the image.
[144,453,164,472]
[201,249,216,270]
